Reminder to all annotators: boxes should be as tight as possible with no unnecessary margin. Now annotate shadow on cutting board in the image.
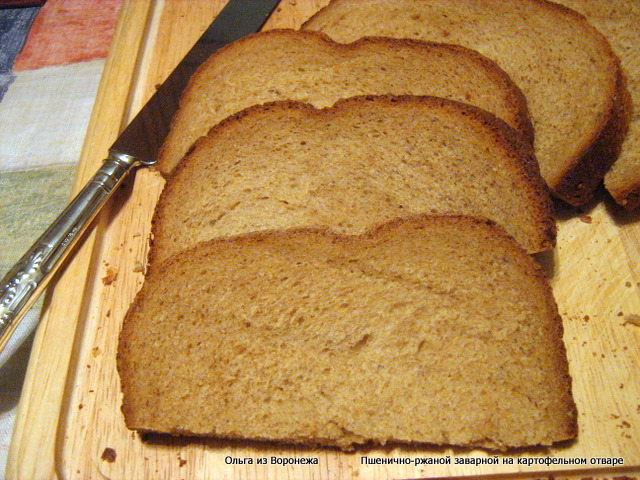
[139,431,575,457]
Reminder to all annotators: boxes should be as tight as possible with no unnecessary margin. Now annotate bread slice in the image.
[118,214,577,451]
[303,0,624,206]
[156,29,533,176]
[149,95,555,269]
[554,0,637,210]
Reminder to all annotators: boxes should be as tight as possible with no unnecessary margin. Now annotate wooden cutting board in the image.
[7,1,640,479]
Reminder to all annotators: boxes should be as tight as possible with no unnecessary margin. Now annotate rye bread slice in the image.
[118,214,576,451]
[150,95,555,269]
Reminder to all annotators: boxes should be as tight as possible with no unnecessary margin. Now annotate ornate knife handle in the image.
[0,151,138,353]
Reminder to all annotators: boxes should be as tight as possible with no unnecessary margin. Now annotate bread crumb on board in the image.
[623,314,640,327]
[101,447,116,463]
[102,267,118,286]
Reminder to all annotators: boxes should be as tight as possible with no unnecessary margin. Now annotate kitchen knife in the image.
[0,0,282,355]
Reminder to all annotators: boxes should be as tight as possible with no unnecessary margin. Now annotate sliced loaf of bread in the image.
[156,29,533,176]
[118,214,577,451]
[149,96,555,268]
[554,0,638,210]
[303,0,625,206]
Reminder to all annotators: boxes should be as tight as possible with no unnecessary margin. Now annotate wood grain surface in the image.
[7,0,640,479]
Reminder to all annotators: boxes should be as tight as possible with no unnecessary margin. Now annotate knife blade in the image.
[0,0,282,355]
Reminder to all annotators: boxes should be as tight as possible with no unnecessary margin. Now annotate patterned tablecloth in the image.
[0,1,122,475]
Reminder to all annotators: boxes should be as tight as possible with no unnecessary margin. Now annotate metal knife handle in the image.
[0,151,138,353]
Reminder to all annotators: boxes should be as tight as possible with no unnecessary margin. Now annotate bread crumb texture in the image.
[118,215,576,451]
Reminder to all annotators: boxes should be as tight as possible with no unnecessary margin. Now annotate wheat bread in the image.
[156,29,533,176]
[554,0,638,210]
[149,96,555,269]
[118,214,577,451]
[302,0,625,206]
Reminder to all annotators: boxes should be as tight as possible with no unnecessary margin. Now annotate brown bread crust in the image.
[554,67,630,205]
[553,0,639,210]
